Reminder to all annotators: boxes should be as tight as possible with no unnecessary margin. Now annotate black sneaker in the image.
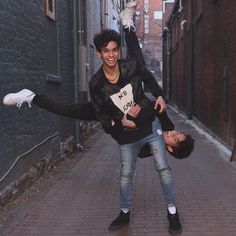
[167,209,182,234]
[109,211,130,231]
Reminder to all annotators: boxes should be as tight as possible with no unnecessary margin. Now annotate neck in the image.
[103,64,120,84]
[103,63,119,73]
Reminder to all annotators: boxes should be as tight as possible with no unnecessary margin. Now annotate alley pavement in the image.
[1,107,236,236]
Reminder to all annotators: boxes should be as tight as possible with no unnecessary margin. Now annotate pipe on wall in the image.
[73,0,81,148]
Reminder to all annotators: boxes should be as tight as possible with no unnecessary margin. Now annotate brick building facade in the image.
[135,0,163,78]
[162,0,236,152]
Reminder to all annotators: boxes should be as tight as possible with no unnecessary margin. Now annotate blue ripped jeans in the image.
[119,119,176,209]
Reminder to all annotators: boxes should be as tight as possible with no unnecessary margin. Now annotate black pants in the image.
[125,29,145,65]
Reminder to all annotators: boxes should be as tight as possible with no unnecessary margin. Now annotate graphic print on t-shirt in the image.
[110,84,134,114]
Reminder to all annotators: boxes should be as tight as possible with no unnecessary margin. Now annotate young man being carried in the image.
[3,89,194,159]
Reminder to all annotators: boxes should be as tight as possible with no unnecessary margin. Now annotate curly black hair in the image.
[93,29,121,52]
[138,135,195,159]
[169,134,195,159]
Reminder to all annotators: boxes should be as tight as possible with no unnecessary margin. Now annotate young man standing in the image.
[89,19,182,236]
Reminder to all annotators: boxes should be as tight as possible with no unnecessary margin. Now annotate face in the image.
[163,130,186,148]
[97,41,119,68]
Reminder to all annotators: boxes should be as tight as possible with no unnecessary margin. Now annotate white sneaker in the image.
[120,1,137,31]
[3,89,35,108]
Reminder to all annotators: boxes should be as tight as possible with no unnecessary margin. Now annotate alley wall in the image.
[163,0,236,150]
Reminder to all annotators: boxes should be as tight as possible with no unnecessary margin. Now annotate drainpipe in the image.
[104,0,109,28]
[73,0,81,149]
[188,0,195,119]
[163,26,171,101]
[77,0,88,105]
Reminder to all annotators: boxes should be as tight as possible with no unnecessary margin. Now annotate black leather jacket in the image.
[89,59,164,144]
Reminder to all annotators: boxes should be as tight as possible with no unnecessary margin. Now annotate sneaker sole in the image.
[3,94,16,105]
[108,222,129,231]
[169,228,182,235]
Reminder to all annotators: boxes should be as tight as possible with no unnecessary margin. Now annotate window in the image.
[154,10,162,20]
[45,0,55,20]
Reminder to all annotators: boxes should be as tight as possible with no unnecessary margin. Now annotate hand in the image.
[154,96,166,113]
[127,103,141,118]
[121,115,137,128]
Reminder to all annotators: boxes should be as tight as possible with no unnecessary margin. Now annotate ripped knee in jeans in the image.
[157,166,172,173]
[151,148,159,155]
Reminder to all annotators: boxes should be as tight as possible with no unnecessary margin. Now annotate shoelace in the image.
[126,21,136,32]
[16,100,32,109]
[123,8,136,32]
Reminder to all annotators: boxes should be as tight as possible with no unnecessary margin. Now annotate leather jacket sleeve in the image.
[89,81,123,137]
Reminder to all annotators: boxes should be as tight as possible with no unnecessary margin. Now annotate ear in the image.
[166,145,173,153]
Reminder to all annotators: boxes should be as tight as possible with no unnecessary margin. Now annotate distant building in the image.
[135,0,163,79]
[162,0,236,154]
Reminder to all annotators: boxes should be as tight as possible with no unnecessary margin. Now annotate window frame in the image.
[45,0,56,21]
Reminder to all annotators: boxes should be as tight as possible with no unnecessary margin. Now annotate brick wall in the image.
[136,0,163,77]
[0,0,76,190]
[163,0,236,149]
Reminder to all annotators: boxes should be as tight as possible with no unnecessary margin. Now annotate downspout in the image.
[78,0,88,105]
[104,0,109,28]
[189,0,195,119]
[73,0,81,148]
[120,0,125,58]
[166,25,172,101]
[165,27,171,101]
